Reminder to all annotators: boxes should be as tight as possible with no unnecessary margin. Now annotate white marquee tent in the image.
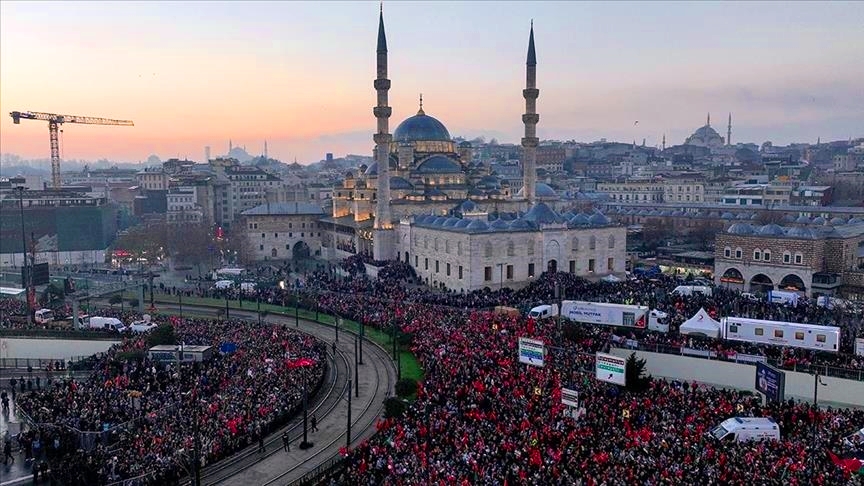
[679,308,721,339]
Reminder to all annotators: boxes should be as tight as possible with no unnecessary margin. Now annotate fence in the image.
[291,455,347,486]
[626,342,864,382]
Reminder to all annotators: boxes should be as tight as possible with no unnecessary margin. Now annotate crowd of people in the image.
[332,301,863,484]
[10,313,326,485]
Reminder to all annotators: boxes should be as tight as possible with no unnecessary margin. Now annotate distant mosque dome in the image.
[394,110,451,143]
[516,182,558,200]
[684,114,725,148]
[416,155,462,174]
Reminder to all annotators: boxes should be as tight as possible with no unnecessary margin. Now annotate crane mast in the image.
[9,110,134,189]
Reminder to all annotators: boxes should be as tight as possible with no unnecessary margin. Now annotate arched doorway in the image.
[779,274,806,292]
[292,241,311,260]
[271,248,278,259]
[749,273,774,294]
[547,259,558,273]
[720,268,745,291]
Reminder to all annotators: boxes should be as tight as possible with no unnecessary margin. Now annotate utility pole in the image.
[225,294,229,320]
[347,378,352,448]
[299,373,313,449]
[179,292,183,319]
[17,187,32,325]
[354,335,360,398]
[359,320,364,365]
[295,288,299,327]
[257,296,261,325]
[193,404,201,486]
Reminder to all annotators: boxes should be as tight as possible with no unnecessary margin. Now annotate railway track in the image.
[153,304,395,486]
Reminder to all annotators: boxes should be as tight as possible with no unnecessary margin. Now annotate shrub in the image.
[146,324,177,347]
[383,397,408,418]
[395,378,418,398]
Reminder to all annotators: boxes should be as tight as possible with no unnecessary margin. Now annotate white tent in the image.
[679,308,721,339]
[601,274,622,283]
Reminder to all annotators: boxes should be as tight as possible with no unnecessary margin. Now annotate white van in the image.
[86,316,127,333]
[528,304,559,319]
[34,308,55,324]
[673,285,713,297]
[709,417,780,442]
[214,280,234,290]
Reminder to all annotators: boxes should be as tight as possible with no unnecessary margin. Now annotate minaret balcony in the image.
[374,79,391,90]
[373,106,392,118]
[522,114,540,124]
[523,88,540,99]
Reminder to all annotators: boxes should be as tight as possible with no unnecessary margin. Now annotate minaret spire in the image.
[727,112,732,146]
[264,140,268,159]
[372,4,393,259]
[707,112,711,126]
[662,134,666,151]
[418,93,424,115]
[521,21,539,207]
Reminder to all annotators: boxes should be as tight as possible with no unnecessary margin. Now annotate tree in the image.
[146,324,177,347]
[640,218,673,250]
[383,397,408,418]
[109,294,124,307]
[395,378,418,398]
[625,352,652,393]
[112,223,167,265]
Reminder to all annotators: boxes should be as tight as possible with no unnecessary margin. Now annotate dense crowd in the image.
[337,303,863,484]
[12,314,326,485]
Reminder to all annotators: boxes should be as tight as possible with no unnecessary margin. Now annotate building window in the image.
[589,236,596,250]
[485,242,494,258]
[484,266,492,281]
[434,238,439,251]
[446,263,451,276]
[528,263,535,277]
[608,235,615,249]
[457,241,462,256]
[569,260,576,273]
[794,253,803,264]
[285,244,290,250]
[415,256,418,267]
[274,233,278,238]
[783,252,790,263]
[445,240,450,254]
[425,258,428,270]
[607,258,614,271]
[259,244,264,251]
[763,251,771,262]
[724,247,731,258]
[735,248,742,259]
[528,240,535,256]
[588,259,595,272]
[572,238,579,252]
[506,265,514,280]
[755,328,764,336]
[507,241,515,257]
[458,266,463,279]
[753,250,761,261]
[435,261,439,273]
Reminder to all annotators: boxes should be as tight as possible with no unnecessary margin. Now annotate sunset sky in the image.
[1,1,862,165]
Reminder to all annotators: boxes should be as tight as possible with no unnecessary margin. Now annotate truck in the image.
[34,308,55,325]
[709,417,780,442]
[560,301,669,332]
[85,316,127,333]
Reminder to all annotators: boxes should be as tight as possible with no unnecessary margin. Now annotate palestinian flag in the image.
[828,450,864,476]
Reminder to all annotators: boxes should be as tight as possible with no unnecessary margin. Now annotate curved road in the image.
[155,304,396,486]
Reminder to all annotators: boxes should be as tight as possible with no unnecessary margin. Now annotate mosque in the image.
[320,8,625,291]
[684,113,731,149]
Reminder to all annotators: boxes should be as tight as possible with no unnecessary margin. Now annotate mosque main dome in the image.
[394,110,451,143]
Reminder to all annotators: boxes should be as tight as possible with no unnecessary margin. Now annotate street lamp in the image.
[16,186,32,326]
[299,371,313,450]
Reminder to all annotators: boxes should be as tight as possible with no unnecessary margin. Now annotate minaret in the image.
[706,113,711,126]
[372,4,394,260]
[264,140,268,159]
[727,113,732,146]
[662,134,666,151]
[229,139,233,153]
[521,20,539,207]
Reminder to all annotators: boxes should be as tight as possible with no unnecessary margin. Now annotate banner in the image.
[856,338,864,357]
[561,388,579,408]
[755,362,785,403]
[518,337,545,368]
[595,353,626,385]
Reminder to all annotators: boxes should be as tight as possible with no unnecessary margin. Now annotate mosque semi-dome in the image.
[394,111,451,143]
[416,155,462,174]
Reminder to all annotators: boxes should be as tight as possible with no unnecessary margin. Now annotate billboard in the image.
[22,262,50,286]
[595,353,626,385]
[755,362,786,403]
[518,337,545,368]
[561,388,579,407]
[856,338,864,357]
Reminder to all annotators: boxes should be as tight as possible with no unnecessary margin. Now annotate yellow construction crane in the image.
[9,110,134,189]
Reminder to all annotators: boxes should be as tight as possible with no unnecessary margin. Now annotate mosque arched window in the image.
[507,240,515,257]
[608,235,615,249]
[589,236,596,250]
[485,242,494,258]
[572,237,579,252]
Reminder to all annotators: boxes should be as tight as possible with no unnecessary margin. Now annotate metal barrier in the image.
[626,342,864,382]
[291,455,347,486]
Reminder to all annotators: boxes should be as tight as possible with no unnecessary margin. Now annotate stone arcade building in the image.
[714,221,864,298]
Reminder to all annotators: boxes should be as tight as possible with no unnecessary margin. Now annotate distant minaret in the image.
[817,136,821,146]
[205,146,211,163]
[727,113,732,146]
[229,139,233,153]
[521,20,539,207]
[707,113,711,126]
[662,134,666,151]
[372,4,393,259]
[642,138,646,147]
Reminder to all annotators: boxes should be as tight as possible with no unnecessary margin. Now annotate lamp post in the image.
[17,186,32,325]
[295,287,300,327]
[225,292,229,320]
[179,292,183,319]
[346,378,352,448]
[354,335,359,398]
[359,320,364,365]
[257,296,261,325]
[299,372,313,449]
